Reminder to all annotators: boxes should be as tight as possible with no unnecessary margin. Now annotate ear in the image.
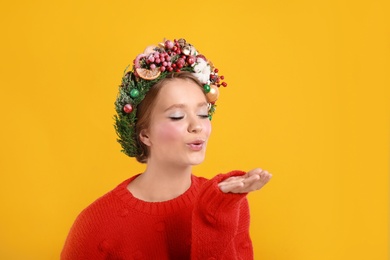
[139,129,151,146]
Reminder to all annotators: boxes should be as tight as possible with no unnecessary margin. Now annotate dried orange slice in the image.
[136,67,161,80]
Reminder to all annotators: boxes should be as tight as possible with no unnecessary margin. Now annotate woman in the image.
[61,38,272,259]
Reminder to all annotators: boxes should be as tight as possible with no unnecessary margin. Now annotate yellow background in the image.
[0,0,388,259]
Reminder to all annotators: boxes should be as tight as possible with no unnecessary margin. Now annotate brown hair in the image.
[135,71,204,163]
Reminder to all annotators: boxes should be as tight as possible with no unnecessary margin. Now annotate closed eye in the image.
[169,116,184,121]
[198,115,209,119]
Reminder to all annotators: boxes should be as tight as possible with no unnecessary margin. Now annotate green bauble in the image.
[203,84,210,93]
[130,89,140,98]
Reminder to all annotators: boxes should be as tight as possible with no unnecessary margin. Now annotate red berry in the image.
[167,66,173,72]
[214,68,219,73]
[222,82,227,87]
[160,66,166,72]
[220,75,224,80]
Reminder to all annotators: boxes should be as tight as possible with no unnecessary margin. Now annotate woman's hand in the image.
[218,168,272,194]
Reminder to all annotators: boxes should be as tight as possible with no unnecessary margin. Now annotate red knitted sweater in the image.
[61,171,253,259]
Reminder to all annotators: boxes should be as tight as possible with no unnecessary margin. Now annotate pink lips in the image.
[187,140,205,151]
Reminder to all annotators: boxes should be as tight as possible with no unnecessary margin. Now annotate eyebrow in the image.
[164,102,208,112]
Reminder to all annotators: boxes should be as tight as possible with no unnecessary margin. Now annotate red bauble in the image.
[187,56,195,65]
[123,104,133,113]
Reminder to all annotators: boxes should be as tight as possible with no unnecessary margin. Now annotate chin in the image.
[190,159,204,166]
[187,154,206,166]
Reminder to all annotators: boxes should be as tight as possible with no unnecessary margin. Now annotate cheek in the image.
[153,122,184,142]
[203,120,212,137]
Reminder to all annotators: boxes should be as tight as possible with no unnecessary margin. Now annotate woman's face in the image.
[141,78,212,167]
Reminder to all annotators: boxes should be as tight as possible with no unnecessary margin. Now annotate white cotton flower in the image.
[192,58,211,84]
[190,47,198,56]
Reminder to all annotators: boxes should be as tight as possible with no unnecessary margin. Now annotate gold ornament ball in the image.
[206,84,219,103]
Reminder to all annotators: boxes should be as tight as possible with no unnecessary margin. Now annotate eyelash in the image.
[169,115,209,121]
[170,116,184,121]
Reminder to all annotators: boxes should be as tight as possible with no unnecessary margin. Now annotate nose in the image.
[188,116,203,133]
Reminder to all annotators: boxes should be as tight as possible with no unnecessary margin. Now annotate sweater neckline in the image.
[113,174,201,215]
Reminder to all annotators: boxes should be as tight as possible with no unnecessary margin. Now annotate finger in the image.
[220,176,244,184]
[242,174,260,187]
[219,181,244,193]
[245,177,265,192]
[247,168,263,177]
[218,177,245,188]
[250,172,272,191]
[228,175,261,193]
[259,171,272,182]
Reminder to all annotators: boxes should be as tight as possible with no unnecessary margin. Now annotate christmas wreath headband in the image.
[114,38,227,158]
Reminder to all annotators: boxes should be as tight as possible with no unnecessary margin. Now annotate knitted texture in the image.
[61,171,253,259]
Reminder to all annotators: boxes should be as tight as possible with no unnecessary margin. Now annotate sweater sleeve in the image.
[191,171,254,260]
[60,193,120,260]
[61,208,109,260]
